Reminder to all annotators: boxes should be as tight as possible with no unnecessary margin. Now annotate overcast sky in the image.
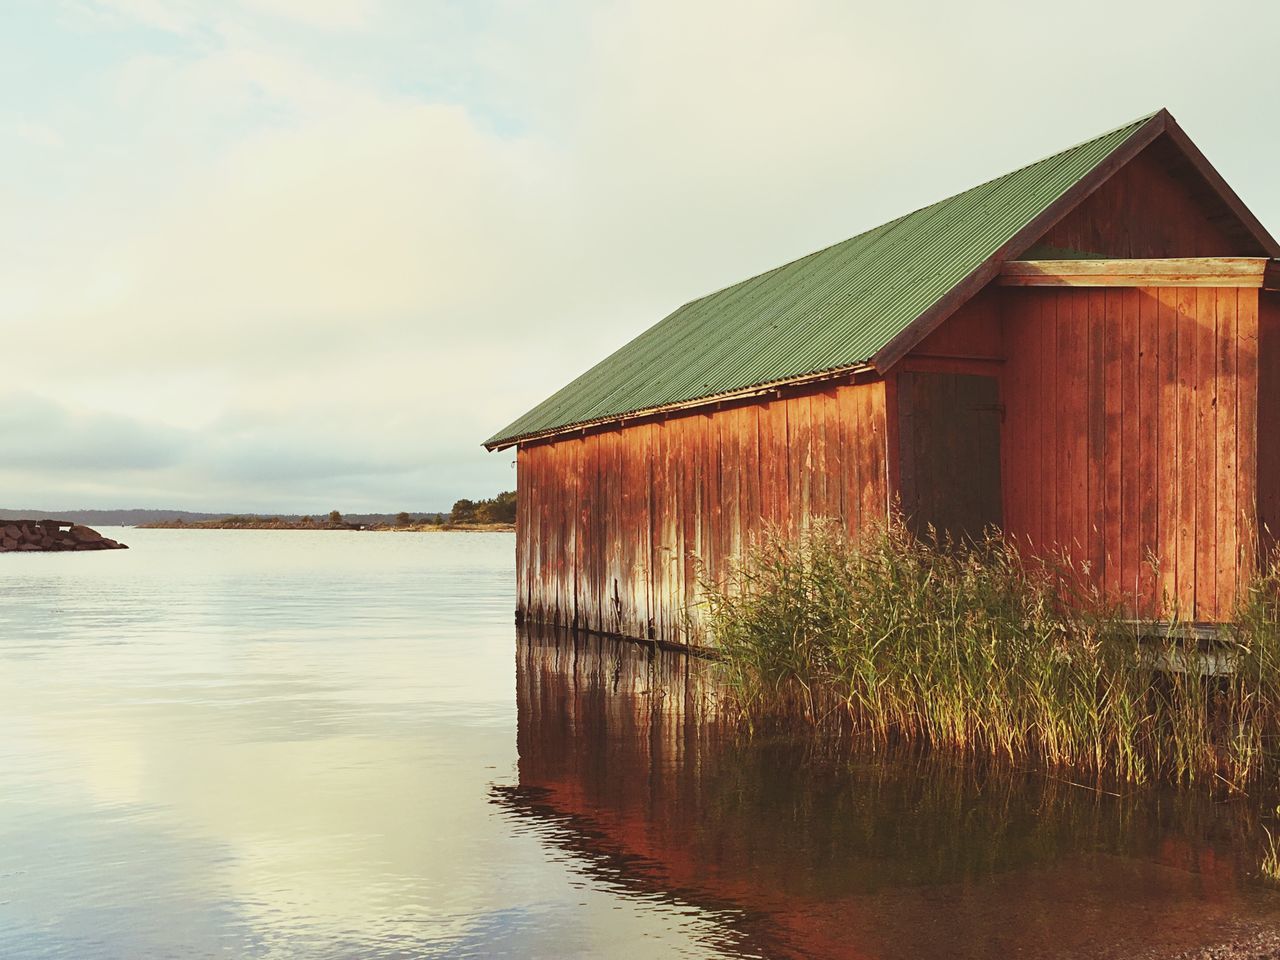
[2,0,1278,512]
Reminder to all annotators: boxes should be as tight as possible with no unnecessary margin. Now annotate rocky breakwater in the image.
[0,520,128,553]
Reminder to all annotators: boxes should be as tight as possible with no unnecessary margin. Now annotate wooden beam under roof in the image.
[999,257,1280,288]
[1266,260,1280,291]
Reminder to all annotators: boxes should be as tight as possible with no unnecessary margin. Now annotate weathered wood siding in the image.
[1036,139,1262,259]
[516,379,890,643]
[1001,286,1260,621]
[1259,292,1280,559]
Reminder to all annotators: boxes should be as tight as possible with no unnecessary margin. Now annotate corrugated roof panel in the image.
[485,113,1158,449]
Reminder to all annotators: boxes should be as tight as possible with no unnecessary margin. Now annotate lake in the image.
[3,528,1280,959]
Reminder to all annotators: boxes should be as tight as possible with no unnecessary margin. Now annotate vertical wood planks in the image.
[678,413,698,629]
[1063,290,1089,563]
[1087,288,1107,581]
[570,437,586,632]
[760,397,787,533]
[1175,287,1198,616]
[788,394,812,534]
[741,405,763,554]
[1194,287,1217,618]
[704,412,719,623]
[1037,145,1246,258]
[882,373,900,523]
[1001,294,1029,549]
[896,370,918,527]
[1216,289,1239,616]
[720,407,742,588]
[1042,290,1059,554]
[1025,289,1042,552]
[1002,283,1259,622]
[862,382,888,527]
[1237,291,1260,588]
[1260,294,1280,559]
[649,420,668,641]
[1119,287,1139,602]
[515,447,529,617]
[512,378,890,643]
[1135,292,1157,610]
[1155,287,1180,606]
[610,428,627,631]
[812,391,832,522]
[1102,289,1123,597]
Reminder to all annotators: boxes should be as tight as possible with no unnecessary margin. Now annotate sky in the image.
[2,0,1278,513]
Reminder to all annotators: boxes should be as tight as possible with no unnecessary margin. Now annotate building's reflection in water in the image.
[493,624,1280,960]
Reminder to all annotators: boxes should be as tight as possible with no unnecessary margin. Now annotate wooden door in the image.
[897,372,1003,544]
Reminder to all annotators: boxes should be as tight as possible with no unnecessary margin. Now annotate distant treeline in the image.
[0,508,240,527]
[0,495,517,529]
[449,491,516,525]
[0,508,451,527]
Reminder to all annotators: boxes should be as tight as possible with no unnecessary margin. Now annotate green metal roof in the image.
[485,112,1160,450]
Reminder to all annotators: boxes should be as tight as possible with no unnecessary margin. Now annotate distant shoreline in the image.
[2,493,515,531]
[137,519,514,533]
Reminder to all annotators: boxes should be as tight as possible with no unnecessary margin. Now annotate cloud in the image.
[9,120,64,149]
[72,0,378,34]
[0,394,190,471]
[95,100,555,353]
[0,390,510,512]
[240,0,378,31]
[76,0,202,33]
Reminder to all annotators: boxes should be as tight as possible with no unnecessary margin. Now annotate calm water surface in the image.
[2,529,1280,959]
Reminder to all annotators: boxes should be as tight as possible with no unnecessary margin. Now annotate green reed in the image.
[701,521,1280,789]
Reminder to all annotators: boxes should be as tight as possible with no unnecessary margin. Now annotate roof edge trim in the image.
[482,362,877,451]
[1160,115,1280,258]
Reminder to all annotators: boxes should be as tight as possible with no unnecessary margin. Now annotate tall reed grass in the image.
[702,522,1280,790]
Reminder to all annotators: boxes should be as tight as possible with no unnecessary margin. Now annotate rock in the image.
[0,520,127,554]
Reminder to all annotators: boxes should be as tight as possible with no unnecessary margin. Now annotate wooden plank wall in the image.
[1259,292,1280,559]
[515,379,890,644]
[1035,140,1258,259]
[1002,286,1259,621]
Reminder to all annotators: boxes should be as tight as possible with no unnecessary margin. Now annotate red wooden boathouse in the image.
[485,109,1280,641]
